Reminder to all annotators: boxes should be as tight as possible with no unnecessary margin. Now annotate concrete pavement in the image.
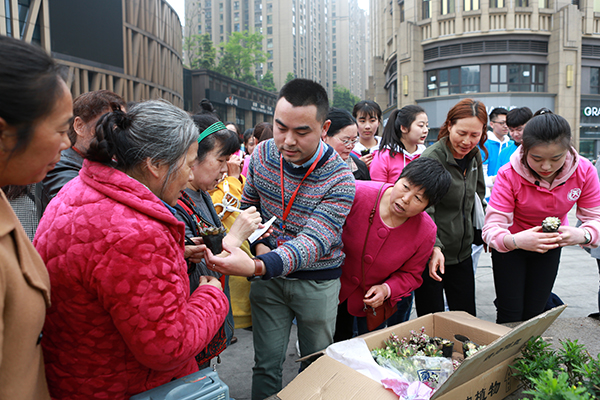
[212,210,600,400]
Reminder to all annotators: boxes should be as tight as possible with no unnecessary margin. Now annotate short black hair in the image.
[278,79,329,123]
[506,107,533,128]
[489,107,508,121]
[326,107,357,137]
[398,157,451,207]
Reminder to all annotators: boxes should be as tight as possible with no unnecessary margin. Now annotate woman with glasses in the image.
[323,108,370,180]
[371,105,429,184]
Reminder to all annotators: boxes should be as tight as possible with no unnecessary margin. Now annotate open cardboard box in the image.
[278,305,565,400]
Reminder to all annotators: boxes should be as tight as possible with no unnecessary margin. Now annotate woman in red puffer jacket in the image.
[34,100,229,399]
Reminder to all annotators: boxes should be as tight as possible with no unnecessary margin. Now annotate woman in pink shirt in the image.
[483,111,600,323]
[371,105,429,183]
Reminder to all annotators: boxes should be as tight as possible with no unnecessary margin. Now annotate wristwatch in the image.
[583,228,592,245]
[247,258,265,281]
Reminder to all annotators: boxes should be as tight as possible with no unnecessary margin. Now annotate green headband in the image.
[198,121,227,143]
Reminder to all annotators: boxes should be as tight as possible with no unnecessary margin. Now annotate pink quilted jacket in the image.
[34,160,229,399]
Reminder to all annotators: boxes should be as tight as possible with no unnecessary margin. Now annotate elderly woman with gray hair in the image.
[33,100,229,399]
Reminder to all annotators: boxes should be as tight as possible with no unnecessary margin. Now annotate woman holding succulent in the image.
[483,111,600,323]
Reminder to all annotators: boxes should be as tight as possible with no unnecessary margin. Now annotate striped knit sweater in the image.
[242,139,356,280]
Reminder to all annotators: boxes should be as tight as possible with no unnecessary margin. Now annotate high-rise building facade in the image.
[368,0,600,158]
[331,0,368,98]
[187,0,372,96]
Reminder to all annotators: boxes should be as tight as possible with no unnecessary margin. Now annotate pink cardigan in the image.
[340,181,436,316]
[34,161,229,399]
[483,147,600,252]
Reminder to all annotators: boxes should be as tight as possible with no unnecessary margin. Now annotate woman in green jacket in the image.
[415,98,487,316]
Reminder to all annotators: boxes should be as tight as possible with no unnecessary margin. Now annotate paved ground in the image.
[212,209,600,400]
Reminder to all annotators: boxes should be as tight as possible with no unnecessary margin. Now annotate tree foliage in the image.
[261,71,277,92]
[218,31,266,86]
[285,72,296,84]
[184,33,217,70]
[332,84,360,113]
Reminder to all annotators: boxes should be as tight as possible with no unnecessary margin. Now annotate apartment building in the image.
[186,0,368,97]
[369,0,600,158]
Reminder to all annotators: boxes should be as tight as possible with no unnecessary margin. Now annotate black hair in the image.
[398,157,451,207]
[326,108,357,137]
[243,128,254,144]
[380,105,426,157]
[533,107,553,117]
[521,113,575,169]
[0,35,66,155]
[489,107,508,122]
[352,100,382,121]
[506,107,533,129]
[278,79,329,123]
[193,100,240,163]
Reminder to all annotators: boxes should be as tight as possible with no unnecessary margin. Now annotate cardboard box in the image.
[278,306,565,400]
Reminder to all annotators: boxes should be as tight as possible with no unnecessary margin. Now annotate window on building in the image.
[268,26,273,34]
[441,0,454,14]
[198,25,202,34]
[515,0,529,6]
[234,23,240,31]
[399,1,405,21]
[267,38,273,48]
[595,0,600,12]
[490,64,545,92]
[422,0,431,19]
[388,81,397,106]
[490,0,504,7]
[464,0,479,11]
[333,58,336,64]
[267,3,273,12]
[220,3,223,12]
[268,50,273,59]
[426,65,480,96]
[591,68,600,94]
[539,0,549,7]
[234,1,239,10]
[268,62,273,71]
[333,50,336,56]
[234,12,239,21]
[333,28,336,33]
[267,15,273,24]
[220,25,223,33]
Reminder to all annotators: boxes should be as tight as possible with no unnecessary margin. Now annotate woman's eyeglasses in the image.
[335,136,359,147]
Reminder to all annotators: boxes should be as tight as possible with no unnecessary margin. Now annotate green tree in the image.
[285,72,296,84]
[184,33,217,70]
[332,84,360,113]
[260,71,276,92]
[218,31,266,86]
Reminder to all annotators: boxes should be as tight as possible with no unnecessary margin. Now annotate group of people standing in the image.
[2,35,600,400]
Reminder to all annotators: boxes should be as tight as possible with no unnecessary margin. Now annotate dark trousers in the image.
[414,256,476,317]
[491,247,561,324]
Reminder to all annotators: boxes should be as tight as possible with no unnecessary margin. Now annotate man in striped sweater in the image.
[206,79,355,399]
